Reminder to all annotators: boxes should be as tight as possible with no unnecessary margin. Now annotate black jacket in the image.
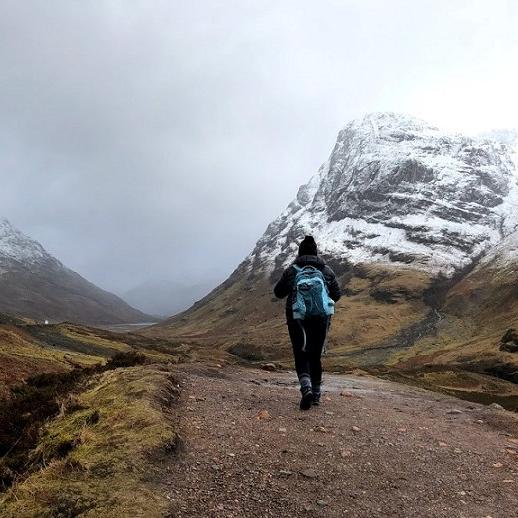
[273,255,341,322]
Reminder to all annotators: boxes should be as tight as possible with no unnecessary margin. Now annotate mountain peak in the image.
[0,217,152,324]
[0,218,49,264]
[348,111,438,131]
[246,113,518,278]
[0,217,14,230]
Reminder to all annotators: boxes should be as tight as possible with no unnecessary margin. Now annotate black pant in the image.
[287,317,329,393]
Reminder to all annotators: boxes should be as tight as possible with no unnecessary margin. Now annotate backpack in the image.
[292,265,335,320]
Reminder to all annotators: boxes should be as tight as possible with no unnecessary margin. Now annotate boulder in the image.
[499,329,518,352]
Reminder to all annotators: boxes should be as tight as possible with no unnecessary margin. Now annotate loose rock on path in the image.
[165,364,518,518]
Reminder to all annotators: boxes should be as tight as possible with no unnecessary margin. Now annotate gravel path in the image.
[165,364,518,518]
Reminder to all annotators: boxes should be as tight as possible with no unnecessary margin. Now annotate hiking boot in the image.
[300,389,313,411]
[312,392,321,406]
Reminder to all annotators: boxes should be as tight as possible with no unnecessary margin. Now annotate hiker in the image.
[274,236,341,410]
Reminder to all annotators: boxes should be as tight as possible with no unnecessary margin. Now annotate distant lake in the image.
[93,322,158,333]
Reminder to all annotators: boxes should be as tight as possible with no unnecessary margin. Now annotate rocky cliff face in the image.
[246,113,518,279]
[150,113,518,371]
[0,218,152,324]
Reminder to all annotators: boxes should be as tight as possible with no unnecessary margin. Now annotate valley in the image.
[2,113,518,516]
[145,114,518,405]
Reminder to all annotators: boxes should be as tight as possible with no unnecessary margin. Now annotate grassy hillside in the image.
[0,315,180,397]
[389,255,518,374]
[145,264,433,363]
[147,258,518,369]
[0,313,238,516]
[0,261,154,325]
[1,364,179,517]
[144,258,518,409]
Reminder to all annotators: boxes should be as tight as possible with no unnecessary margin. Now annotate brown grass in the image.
[1,365,179,517]
[145,264,432,364]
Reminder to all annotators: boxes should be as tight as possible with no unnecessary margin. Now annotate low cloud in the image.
[0,0,516,292]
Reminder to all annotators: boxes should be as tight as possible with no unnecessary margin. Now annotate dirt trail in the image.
[164,365,518,518]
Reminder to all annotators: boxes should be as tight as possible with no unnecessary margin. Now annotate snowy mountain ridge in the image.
[479,128,518,174]
[0,218,57,267]
[0,218,151,323]
[244,112,518,277]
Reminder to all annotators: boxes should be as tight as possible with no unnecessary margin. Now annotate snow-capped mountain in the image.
[246,113,518,278]
[0,218,152,324]
[0,218,54,266]
[151,113,518,369]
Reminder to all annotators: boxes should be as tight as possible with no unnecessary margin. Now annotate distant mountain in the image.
[147,113,518,376]
[122,279,217,318]
[0,218,153,324]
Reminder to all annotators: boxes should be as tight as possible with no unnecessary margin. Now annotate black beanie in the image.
[298,235,318,256]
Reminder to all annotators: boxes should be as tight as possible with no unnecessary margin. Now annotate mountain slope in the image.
[0,219,152,324]
[392,228,518,372]
[147,113,518,371]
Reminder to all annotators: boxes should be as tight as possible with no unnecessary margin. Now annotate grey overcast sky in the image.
[1,0,517,293]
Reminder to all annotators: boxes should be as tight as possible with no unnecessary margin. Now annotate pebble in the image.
[447,409,463,415]
[255,409,271,420]
[300,469,318,479]
[352,426,361,432]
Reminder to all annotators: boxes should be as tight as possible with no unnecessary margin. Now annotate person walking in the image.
[274,236,341,410]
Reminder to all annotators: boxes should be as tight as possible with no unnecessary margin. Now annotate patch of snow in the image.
[0,218,53,265]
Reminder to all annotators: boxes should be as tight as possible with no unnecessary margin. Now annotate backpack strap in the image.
[293,264,320,274]
[297,320,307,352]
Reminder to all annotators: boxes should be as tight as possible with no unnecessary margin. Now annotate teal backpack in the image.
[292,265,335,320]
